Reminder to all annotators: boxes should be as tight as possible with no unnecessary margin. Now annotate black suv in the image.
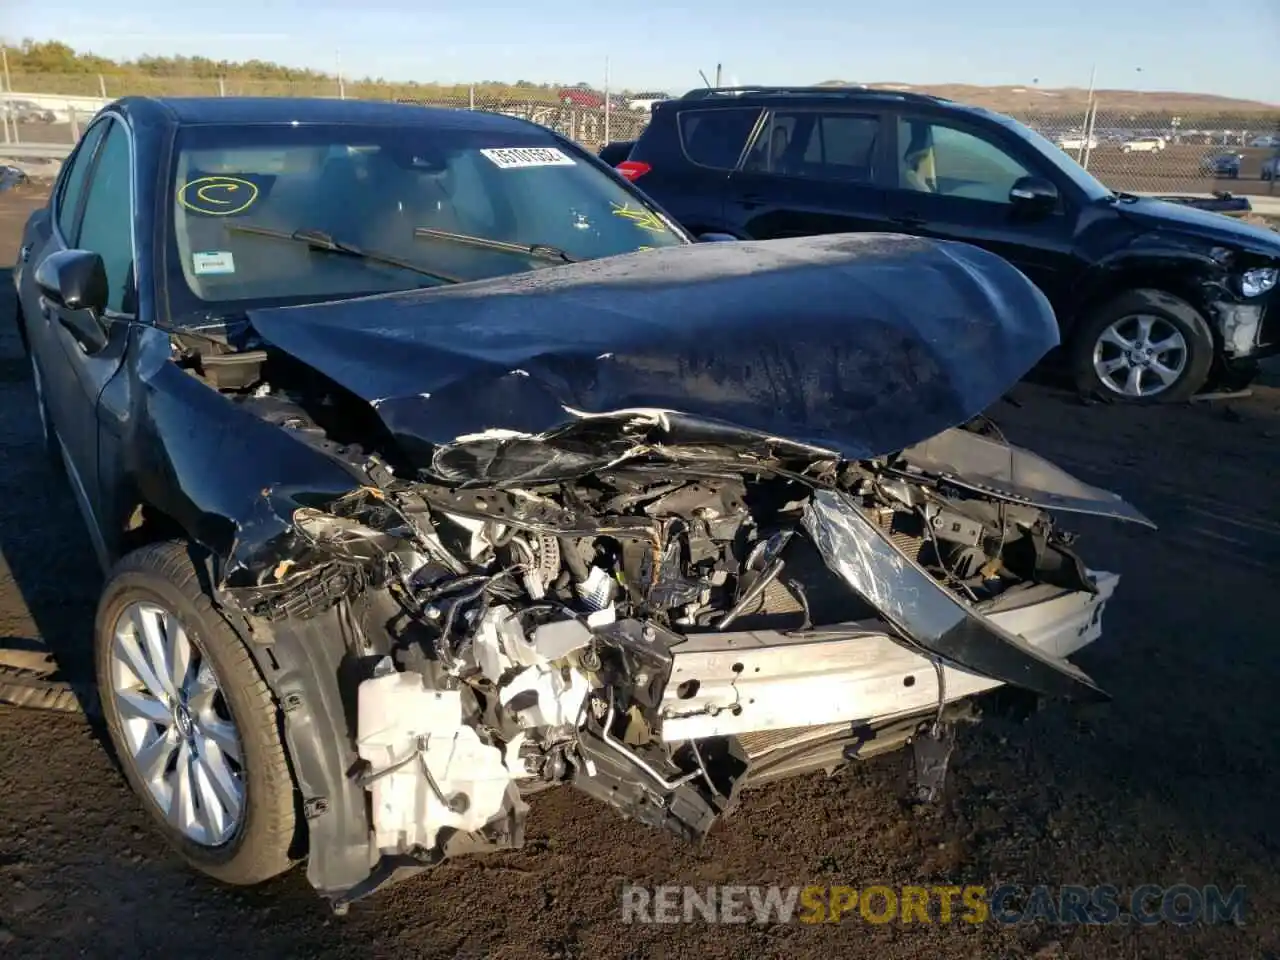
[613,87,1280,403]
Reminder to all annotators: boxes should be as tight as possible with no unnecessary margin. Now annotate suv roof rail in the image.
[678,85,949,104]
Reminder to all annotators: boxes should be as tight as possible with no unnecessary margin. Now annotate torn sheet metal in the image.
[245,233,1061,482]
[900,427,1156,527]
[801,488,1108,701]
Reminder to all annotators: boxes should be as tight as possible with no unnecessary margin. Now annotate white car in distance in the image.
[1120,137,1167,153]
[1057,134,1098,151]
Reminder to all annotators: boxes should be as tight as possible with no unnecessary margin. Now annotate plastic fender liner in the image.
[238,609,377,900]
[802,489,1108,702]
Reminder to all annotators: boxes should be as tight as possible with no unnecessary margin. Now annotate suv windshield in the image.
[165,121,686,322]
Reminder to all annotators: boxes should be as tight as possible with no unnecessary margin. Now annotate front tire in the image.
[95,541,298,885]
[1068,289,1215,404]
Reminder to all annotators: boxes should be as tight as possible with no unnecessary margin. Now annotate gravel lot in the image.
[0,183,1278,959]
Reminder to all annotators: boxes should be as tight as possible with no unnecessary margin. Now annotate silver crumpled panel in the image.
[801,488,1107,702]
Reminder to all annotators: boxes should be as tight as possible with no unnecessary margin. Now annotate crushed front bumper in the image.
[659,572,1118,743]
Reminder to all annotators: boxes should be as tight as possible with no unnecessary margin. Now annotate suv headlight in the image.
[1241,267,1279,298]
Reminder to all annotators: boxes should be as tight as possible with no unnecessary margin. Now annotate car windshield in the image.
[984,111,1114,203]
[165,120,687,322]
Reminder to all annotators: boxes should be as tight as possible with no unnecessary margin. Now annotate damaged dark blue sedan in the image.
[11,96,1151,910]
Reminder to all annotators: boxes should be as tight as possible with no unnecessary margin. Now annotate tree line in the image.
[3,39,640,102]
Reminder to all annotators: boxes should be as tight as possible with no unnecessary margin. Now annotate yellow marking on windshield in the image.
[610,202,669,233]
[178,176,260,216]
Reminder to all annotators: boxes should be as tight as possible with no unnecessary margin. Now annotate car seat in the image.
[901,124,937,193]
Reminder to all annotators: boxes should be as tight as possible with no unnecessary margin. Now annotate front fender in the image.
[100,328,386,899]
[112,327,367,570]
[1071,243,1229,332]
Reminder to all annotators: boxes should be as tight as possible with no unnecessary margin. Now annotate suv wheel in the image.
[95,541,298,885]
[1069,289,1214,404]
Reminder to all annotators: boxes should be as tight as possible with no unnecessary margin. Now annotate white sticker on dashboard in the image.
[480,147,576,169]
[192,251,236,275]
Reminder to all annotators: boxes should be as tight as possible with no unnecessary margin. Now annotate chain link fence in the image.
[1009,107,1280,196]
[4,73,1278,194]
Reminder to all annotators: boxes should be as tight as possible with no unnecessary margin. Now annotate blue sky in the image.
[2,0,1277,101]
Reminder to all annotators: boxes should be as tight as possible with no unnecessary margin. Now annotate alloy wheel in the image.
[1091,314,1189,399]
[109,600,246,846]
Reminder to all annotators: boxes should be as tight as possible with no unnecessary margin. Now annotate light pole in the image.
[1077,63,1097,164]
[0,44,12,146]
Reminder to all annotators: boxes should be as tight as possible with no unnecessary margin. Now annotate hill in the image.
[816,80,1279,117]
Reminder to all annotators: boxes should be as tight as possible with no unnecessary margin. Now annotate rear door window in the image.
[742,110,881,183]
[677,108,763,170]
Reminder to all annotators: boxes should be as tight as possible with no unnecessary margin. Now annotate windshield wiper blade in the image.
[226,224,462,285]
[413,226,579,264]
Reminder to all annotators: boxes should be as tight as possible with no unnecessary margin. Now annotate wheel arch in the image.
[96,537,307,881]
[115,495,190,559]
[1068,258,1221,350]
[105,502,380,897]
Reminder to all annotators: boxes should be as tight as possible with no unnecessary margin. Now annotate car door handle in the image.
[890,214,926,229]
[736,193,766,210]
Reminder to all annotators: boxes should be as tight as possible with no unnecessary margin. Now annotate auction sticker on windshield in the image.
[192,251,236,275]
[480,147,576,169]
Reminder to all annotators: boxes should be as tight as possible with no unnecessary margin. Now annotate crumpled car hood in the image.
[247,233,1060,482]
[1116,195,1280,255]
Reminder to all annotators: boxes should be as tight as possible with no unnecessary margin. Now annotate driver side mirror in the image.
[34,249,110,353]
[1008,176,1059,218]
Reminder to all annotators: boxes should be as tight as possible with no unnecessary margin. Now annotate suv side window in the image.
[75,120,135,313]
[677,108,762,170]
[896,117,1033,204]
[55,120,108,240]
[743,111,880,183]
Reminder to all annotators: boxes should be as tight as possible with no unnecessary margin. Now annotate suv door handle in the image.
[737,193,766,210]
[890,214,926,229]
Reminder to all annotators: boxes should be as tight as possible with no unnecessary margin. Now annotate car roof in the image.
[668,86,1002,120]
[677,86,949,106]
[111,95,539,133]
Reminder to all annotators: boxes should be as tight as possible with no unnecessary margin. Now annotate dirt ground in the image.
[0,183,1278,960]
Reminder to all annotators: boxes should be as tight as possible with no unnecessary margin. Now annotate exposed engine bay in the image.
[179,340,1138,902]
[152,234,1153,908]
